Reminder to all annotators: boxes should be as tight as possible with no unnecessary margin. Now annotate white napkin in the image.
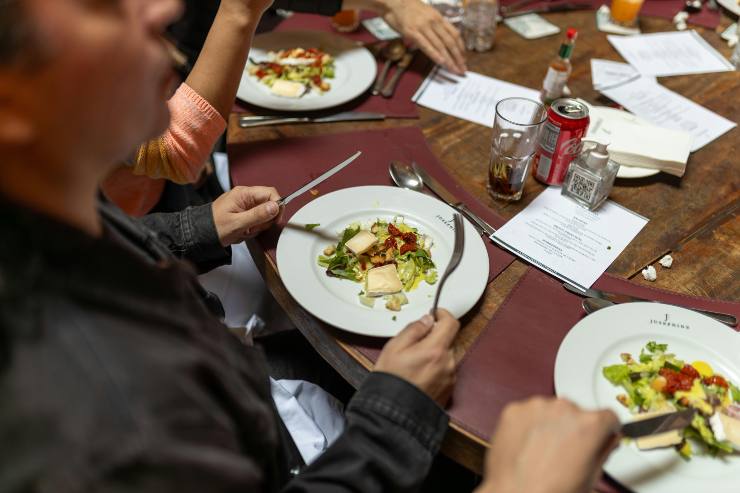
[270,378,346,464]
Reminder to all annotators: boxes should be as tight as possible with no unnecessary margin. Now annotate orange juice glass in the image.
[331,9,360,32]
[609,0,645,25]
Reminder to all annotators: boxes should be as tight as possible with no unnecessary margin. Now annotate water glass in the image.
[462,1,498,52]
[488,98,547,201]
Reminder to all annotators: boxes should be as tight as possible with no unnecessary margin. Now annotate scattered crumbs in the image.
[607,245,612,250]
[392,315,397,321]
[641,265,657,282]
[309,188,319,196]
[304,223,320,231]
[659,254,673,268]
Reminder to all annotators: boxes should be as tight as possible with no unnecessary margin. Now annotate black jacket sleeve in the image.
[139,204,232,272]
[282,372,449,493]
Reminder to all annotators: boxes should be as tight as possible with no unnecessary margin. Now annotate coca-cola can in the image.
[532,98,590,185]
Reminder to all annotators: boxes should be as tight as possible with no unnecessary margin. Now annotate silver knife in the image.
[238,111,385,128]
[621,409,695,438]
[563,283,738,327]
[412,163,497,237]
[277,151,362,207]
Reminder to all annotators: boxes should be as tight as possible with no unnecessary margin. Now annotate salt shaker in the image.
[561,140,620,211]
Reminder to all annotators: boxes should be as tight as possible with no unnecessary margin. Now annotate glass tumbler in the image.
[462,0,498,52]
[488,98,547,201]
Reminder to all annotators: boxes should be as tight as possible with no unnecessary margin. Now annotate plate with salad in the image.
[555,302,740,493]
[276,186,488,337]
[237,30,376,111]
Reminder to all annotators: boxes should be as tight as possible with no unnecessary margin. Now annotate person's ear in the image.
[0,75,35,146]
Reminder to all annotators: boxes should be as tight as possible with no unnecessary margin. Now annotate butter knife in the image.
[563,283,738,327]
[238,111,385,128]
[278,151,362,206]
[412,163,497,237]
[621,409,696,438]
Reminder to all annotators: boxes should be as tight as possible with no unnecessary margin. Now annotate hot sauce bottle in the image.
[540,28,578,105]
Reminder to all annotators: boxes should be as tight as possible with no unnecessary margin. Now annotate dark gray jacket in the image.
[0,198,448,493]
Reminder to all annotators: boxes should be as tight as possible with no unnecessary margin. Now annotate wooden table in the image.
[228,11,740,474]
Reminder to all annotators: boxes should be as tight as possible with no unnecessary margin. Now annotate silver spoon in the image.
[389,160,424,192]
[372,40,406,96]
[389,161,496,237]
[582,297,614,315]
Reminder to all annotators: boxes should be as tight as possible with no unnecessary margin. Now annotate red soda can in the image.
[532,98,590,185]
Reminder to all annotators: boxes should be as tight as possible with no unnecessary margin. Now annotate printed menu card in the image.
[492,187,648,290]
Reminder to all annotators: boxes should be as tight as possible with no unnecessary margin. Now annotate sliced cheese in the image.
[345,230,377,255]
[718,412,740,448]
[631,410,683,450]
[270,79,306,98]
[366,264,402,297]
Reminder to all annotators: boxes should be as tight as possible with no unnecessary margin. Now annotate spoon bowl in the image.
[389,160,424,192]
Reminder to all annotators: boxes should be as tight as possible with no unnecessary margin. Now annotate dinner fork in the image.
[430,213,465,321]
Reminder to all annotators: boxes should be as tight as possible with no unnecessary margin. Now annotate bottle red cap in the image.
[566,28,578,40]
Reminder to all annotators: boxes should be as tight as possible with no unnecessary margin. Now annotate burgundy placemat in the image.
[232,13,428,118]
[498,0,720,29]
[229,126,514,284]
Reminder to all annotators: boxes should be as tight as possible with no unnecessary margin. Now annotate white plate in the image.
[554,302,740,493]
[237,31,377,112]
[717,0,740,16]
[276,186,489,337]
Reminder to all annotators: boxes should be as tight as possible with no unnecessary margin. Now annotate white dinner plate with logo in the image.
[554,302,740,493]
[237,30,376,112]
[276,186,489,337]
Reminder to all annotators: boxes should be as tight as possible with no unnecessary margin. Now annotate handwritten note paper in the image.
[492,187,648,290]
[413,68,541,127]
[601,77,737,152]
[590,59,652,91]
[607,31,734,77]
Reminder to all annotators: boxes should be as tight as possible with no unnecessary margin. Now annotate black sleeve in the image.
[273,0,344,16]
[282,372,449,493]
[139,204,232,273]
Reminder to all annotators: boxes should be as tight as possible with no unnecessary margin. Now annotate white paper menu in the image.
[607,31,734,77]
[412,68,541,127]
[492,187,648,290]
[601,77,737,152]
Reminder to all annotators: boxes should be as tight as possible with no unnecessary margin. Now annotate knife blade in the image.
[278,151,362,206]
[563,283,738,327]
[621,409,695,438]
[238,112,385,128]
[412,163,497,237]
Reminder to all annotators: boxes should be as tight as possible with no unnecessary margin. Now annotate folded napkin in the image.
[586,105,691,177]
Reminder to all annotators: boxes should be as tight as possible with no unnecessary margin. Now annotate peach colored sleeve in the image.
[132,83,226,184]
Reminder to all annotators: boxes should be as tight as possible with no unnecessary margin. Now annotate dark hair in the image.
[0,0,30,64]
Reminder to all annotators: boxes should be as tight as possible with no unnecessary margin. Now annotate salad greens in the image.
[318,218,437,312]
[603,341,740,459]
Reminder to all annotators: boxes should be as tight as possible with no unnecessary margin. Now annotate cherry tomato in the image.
[400,243,417,255]
[703,375,729,389]
[402,232,417,244]
[387,224,402,237]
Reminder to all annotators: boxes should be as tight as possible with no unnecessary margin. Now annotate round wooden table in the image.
[228,10,740,473]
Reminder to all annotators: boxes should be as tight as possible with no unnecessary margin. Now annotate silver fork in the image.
[430,213,465,320]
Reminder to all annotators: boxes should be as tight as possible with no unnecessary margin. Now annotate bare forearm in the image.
[185,3,260,120]
[342,0,397,14]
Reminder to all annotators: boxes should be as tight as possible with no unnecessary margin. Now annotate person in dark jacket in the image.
[0,1,620,492]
